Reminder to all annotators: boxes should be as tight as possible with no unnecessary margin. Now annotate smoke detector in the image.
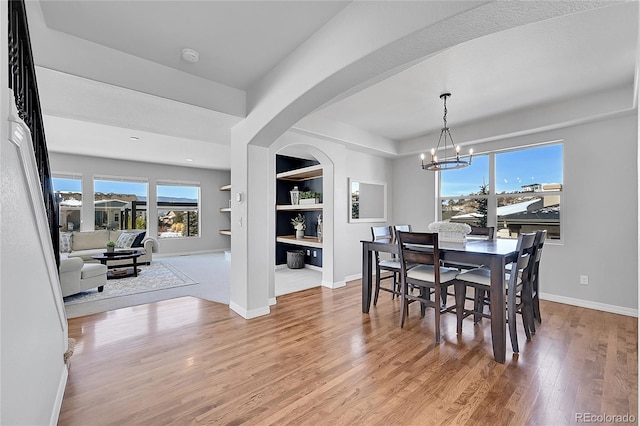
[181,48,199,63]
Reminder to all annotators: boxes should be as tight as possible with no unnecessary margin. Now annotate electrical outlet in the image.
[306,250,310,256]
[313,250,317,258]
[580,275,589,285]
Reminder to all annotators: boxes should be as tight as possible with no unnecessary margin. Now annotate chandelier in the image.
[421,93,473,171]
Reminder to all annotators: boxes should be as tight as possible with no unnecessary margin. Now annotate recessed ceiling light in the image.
[181,48,199,63]
[186,158,194,162]
[129,136,139,141]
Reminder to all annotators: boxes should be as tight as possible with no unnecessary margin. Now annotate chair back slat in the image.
[396,231,439,268]
[371,226,392,241]
[507,233,536,287]
[469,226,494,240]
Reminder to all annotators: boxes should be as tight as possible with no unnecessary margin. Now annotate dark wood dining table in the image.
[361,236,519,364]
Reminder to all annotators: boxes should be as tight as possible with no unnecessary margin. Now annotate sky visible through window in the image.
[54,179,197,200]
[441,144,563,196]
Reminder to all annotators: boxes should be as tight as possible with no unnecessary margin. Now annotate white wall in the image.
[49,153,231,256]
[393,113,638,314]
[2,99,68,423]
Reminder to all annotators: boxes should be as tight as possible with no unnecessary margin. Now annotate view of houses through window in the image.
[52,174,82,232]
[53,176,200,239]
[94,177,148,231]
[157,182,200,239]
[439,143,563,239]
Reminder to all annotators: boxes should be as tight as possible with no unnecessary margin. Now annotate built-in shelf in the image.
[220,184,231,236]
[276,203,323,211]
[276,164,322,181]
[276,235,322,249]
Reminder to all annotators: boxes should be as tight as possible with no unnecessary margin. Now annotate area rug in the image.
[63,261,198,305]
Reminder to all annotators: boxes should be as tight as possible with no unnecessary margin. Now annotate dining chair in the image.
[443,226,495,313]
[530,230,547,329]
[392,224,412,237]
[468,226,495,240]
[396,231,463,343]
[371,226,401,305]
[455,232,537,353]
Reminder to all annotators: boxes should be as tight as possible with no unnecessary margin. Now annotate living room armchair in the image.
[59,254,107,297]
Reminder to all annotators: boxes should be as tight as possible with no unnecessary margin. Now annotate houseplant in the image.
[291,214,306,239]
[299,191,320,205]
[105,240,116,253]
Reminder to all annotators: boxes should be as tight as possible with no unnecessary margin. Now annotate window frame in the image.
[156,180,201,239]
[437,142,564,242]
[52,172,83,232]
[93,175,149,231]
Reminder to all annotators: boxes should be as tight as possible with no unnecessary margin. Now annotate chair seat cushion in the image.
[379,259,401,269]
[81,263,107,279]
[407,265,458,283]
[457,267,520,286]
[456,266,492,286]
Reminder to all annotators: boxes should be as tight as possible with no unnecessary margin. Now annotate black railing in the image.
[8,0,60,268]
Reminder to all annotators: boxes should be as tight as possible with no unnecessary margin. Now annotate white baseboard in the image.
[229,301,270,319]
[268,297,277,306]
[155,249,225,258]
[322,280,346,289]
[50,365,68,425]
[540,292,638,317]
[345,273,362,282]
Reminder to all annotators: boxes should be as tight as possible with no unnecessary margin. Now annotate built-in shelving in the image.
[276,235,322,249]
[276,204,323,211]
[220,184,231,237]
[276,155,324,268]
[276,164,322,181]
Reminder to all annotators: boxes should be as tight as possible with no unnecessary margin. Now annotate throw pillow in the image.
[59,232,72,253]
[131,231,146,248]
[115,232,138,249]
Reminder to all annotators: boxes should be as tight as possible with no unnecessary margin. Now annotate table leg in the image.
[133,257,138,277]
[362,244,373,313]
[489,256,506,363]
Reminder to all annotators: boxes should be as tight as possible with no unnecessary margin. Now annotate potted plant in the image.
[106,240,116,253]
[299,191,320,205]
[291,214,306,239]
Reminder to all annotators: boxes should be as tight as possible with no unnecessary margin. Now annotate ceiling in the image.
[28,1,639,169]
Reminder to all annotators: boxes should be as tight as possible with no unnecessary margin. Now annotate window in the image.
[94,177,148,230]
[53,174,82,232]
[439,143,563,240]
[157,182,200,238]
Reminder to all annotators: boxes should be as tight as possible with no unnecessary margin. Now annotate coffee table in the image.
[91,250,144,279]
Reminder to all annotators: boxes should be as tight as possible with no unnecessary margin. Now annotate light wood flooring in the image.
[59,280,638,425]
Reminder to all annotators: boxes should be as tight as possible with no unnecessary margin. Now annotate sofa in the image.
[60,229,158,267]
[59,254,107,297]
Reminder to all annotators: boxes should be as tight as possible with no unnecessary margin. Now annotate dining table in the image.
[361,235,519,364]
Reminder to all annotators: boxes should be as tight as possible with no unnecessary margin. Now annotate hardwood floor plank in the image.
[59,281,638,425]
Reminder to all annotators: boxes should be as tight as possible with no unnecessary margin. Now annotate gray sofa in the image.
[60,229,158,266]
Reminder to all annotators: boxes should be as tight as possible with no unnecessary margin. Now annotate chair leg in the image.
[391,272,396,300]
[373,264,381,306]
[399,277,407,328]
[434,285,441,343]
[507,290,519,353]
[533,295,542,323]
[454,281,465,334]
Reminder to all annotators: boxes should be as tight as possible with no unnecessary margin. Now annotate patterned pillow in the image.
[115,232,138,249]
[59,232,72,253]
